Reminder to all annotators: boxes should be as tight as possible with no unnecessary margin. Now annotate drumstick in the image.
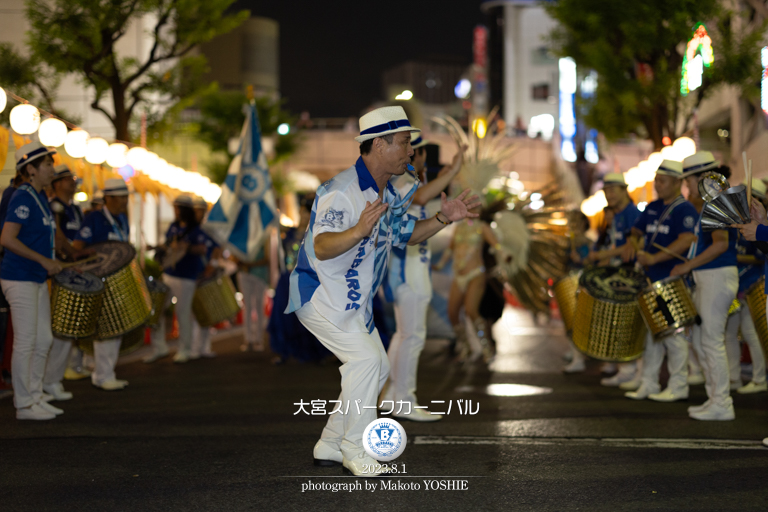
[59,255,99,269]
[652,243,688,262]
[743,152,752,209]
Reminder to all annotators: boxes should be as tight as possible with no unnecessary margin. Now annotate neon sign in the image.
[681,23,714,96]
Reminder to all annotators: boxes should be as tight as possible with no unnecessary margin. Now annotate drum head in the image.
[54,269,104,294]
[579,266,645,303]
[75,242,136,278]
[146,276,170,293]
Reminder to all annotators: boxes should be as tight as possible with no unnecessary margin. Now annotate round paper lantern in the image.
[127,147,149,170]
[0,87,7,114]
[38,118,67,147]
[10,104,41,134]
[106,143,128,168]
[64,129,90,158]
[85,137,109,164]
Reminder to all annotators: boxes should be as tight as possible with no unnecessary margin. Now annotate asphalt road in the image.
[1,307,767,511]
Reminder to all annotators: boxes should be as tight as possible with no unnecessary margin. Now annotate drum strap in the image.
[20,184,55,259]
[647,196,686,249]
[103,207,127,242]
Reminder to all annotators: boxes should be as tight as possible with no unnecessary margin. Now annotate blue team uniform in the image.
[0,185,55,283]
[163,222,209,279]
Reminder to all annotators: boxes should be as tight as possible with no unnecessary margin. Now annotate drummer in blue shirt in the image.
[0,142,64,420]
[587,173,641,267]
[191,195,220,359]
[159,195,209,363]
[622,160,698,402]
[73,178,131,391]
[671,151,739,421]
[725,180,767,395]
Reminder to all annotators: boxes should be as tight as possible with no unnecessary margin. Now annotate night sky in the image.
[233,0,488,117]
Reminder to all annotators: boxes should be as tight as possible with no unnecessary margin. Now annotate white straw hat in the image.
[602,172,627,188]
[103,178,129,196]
[682,151,720,177]
[15,141,56,170]
[656,159,683,178]
[355,106,421,143]
[410,133,429,149]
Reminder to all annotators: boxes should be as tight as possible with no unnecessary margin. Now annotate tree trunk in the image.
[112,84,130,142]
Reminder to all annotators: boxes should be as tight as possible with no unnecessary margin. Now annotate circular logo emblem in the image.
[684,215,695,229]
[363,418,406,461]
[14,205,29,220]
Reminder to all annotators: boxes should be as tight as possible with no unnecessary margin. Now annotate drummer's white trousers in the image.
[237,272,268,347]
[44,337,72,386]
[92,338,121,385]
[163,275,196,358]
[692,267,738,408]
[1,280,53,409]
[296,303,389,460]
[725,302,766,385]
[640,331,688,394]
[383,283,431,407]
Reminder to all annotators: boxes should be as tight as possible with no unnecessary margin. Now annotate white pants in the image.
[238,272,267,346]
[296,303,389,460]
[149,319,169,355]
[691,267,738,407]
[384,283,431,406]
[191,319,212,356]
[1,280,53,409]
[44,337,72,386]
[92,338,121,385]
[163,274,196,358]
[725,302,766,384]
[639,331,688,394]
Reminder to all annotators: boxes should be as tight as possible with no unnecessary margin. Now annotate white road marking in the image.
[413,435,766,450]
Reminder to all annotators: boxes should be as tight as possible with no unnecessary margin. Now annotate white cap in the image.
[355,106,421,143]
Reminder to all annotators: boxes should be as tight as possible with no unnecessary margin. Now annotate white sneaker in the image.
[342,453,391,477]
[173,353,189,364]
[563,359,586,373]
[17,404,55,420]
[392,407,443,422]
[143,351,169,363]
[619,378,642,391]
[687,400,712,414]
[42,382,73,401]
[689,402,735,421]
[737,381,767,394]
[64,368,91,381]
[687,373,705,385]
[648,388,689,402]
[601,372,635,387]
[624,385,659,400]
[93,379,127,391]
[763,437,768,448]
[41,393,55,403]
[38,400,64,415]
[313,440,343,467]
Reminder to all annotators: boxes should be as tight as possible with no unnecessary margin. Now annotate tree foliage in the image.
[25,0,249,141]
[192,88,300,186]
[546,0,765,149]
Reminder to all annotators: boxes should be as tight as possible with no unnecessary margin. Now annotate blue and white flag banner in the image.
[202,104,279,261]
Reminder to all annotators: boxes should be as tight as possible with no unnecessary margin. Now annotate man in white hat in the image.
[286,106,480,476]
[723,178,767,395]
[621,160,698,401]
[42,165,90,400]
[73,178,131,390]
[585,172,642,385]
[669,151,738,420]
[1,142,64,419]
[380,135,466,422]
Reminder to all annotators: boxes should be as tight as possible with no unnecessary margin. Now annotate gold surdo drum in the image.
[73,241,152,339]
[572,266,647,361]
[192,271,240,328]
[746,276,768,357]
[637,276,698,338]
[50,269,104,340]
[554,271,580,333]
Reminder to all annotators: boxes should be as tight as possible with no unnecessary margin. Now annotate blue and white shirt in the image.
[691,220,737,270]
[608,201,641,266]
[634,197,697,283]
[286,157,418,333]
[384,173,432,300]
[76,209,129,245]
[50,197,83,242]
[0,185,55,283]
[163,222,209,280]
